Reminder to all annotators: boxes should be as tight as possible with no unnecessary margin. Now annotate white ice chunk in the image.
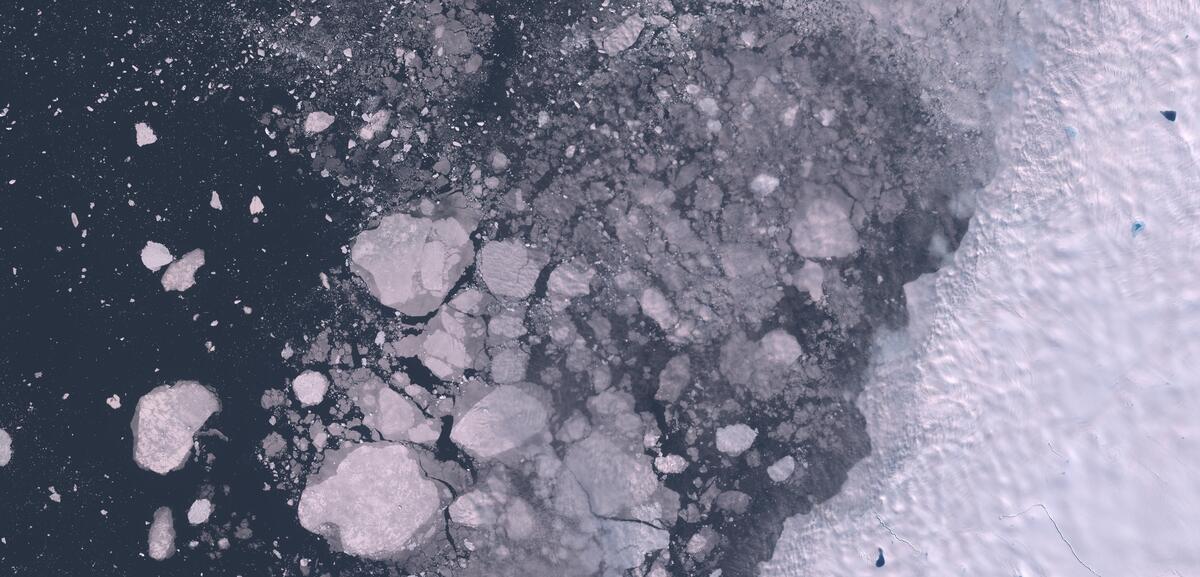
[758,329,802,365]
[479,240,545,299]
[186,498,212,525]
[654,454,688,474]
[350,212,476,316]
[767,455,796,482]
[358,110,391,141]
[304,111,336,134]
[715,423,757,456]
[298,443,439,559]
[140,241,174,272]
[249,195,265,215]
[160,249,205,292]
[750,173,780,196]
[135,122,158,147]
[451,385,548,458]
[131,381,220,475]
[599,15,645,54]
[639,287,676,330]
[209,191,223,210]
[789,198,859,258]
[106,394,122,409]
[148,506,176,561]
[291,370,329,407]
[0,428,10,467]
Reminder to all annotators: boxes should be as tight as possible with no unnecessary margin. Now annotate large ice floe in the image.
[350,211,477,316]
[297,443,440,559]
[131,381,219,475]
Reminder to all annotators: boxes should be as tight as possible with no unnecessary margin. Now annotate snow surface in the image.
[763,2,1200,575]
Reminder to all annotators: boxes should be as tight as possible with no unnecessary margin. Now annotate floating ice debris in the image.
[297,443,439,559]
[547,261,594,311]
[1132,220,1146,236]
[160,249,205,292]
[639,287,677,330]
[715,423,757,456]
[291,370,329,407]
[750,173,780,196]
[0,429,10,467]
[48,486,62,503]
[1162,110,1177,122]
[451,385,548,458]
[758,329,802,365]
[303,111,335,134]
[148,507,176,561]
[654,454,688,474]
[350,212,476,316]
[106,394,122,409]
[357,110,391,141]
[767,455,796,482]
[186,498,212,525]
[209,191,223,210]
[790,198,860,258]
[249,195,265,215]
[599,15,645,54]
[655,354,691,402]
[478,240,546,299]
[131,381,220,475]
[140,241,174,272]
[135,122,157,147]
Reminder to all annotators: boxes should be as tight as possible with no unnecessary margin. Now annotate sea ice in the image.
[140,241,174,272]
[135,122,157,147]
[450,385,548,458]
[160,249,205,292]
[599,15,645,54]
[304,111,335,134]
[147,506,176,560]
[478,240,545,299]
[297,443,439,559]
[131,381,220,475]
[350,212,476,316]
[789,198,859,258]
[291,370,329,407]
[767,455,795,482]
[0,428,10,467]
[715,423,757,456]
[186,498,212,525]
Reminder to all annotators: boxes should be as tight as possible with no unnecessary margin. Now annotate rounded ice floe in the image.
[450,385,548,458]
[715,423,758,456]
[303,111,335,134]
[758,329,802,365]
[160,249,205,292]
[291,370,329,407]
[350,213,476,316]
[0,428,11,467]
[297,443,439,559]
[186,498,212,525]
[147,506,176,561]
[767,455,796,482]
[789,198,860,258]
[478,240,546,299]
[131,381,220,475]
[140,241,174,272]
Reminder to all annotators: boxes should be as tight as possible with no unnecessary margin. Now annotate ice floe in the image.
[135,122,157,147]
[303,111,335,134]
[450,385,548,458]
[350,212,476,316]
[478,240,546,300]
[147,506,176,560]
[291,370,329,407]
[131,381,220,475]
[715,423,757,456]
[160,249,204,292]
[140,241,174,272]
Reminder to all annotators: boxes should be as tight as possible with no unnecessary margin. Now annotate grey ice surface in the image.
[131,381,219,475]
[297,443,440,559]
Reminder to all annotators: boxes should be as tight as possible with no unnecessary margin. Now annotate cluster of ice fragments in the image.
[140,241,205,292]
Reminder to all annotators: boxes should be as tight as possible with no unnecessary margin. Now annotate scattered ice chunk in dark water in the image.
[148,507,176,561]
[1161,110,1177,122]
[1132,220,1146,236]
[131,381,220,475]
[875,547,886,567]
[160,249,205,292]
[140,241,174,272]
[0,428,11,467]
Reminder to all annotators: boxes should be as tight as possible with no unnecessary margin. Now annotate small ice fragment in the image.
[186,498,212,525]
[106,394,122,409]
[291,370,329,407]
[160,249,205,292]
[49,486,62,503]
[304,111,335,134]
[135,122,158,147]
[750,173,780,196]
[308,15,320,27]
[758,329,802,365]
[140,241,174,272]
[131,381,220,475]
[0,428,10,467]
[148,506,176,560]
[715,423,757,456]
[70,212,79,228]
[654,454,688,474]
[767,455,795,482]
[249,196,265,215]
[209,191,223,210]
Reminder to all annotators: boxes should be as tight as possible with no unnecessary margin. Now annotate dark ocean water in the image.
[0,2,366,574]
